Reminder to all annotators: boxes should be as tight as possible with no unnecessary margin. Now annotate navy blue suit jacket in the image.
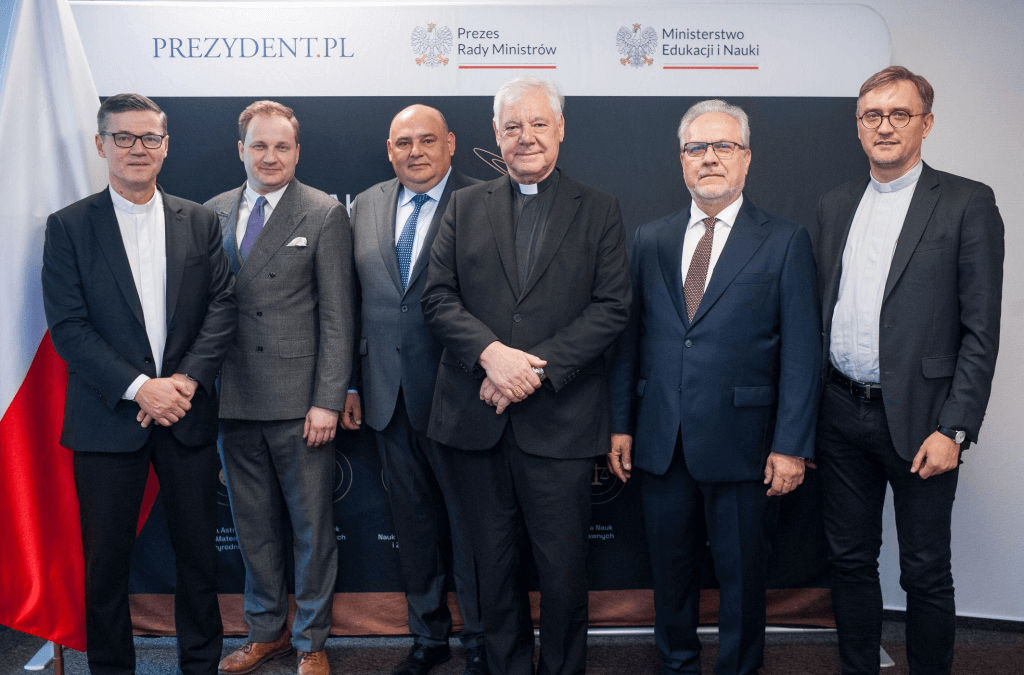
[610,197,821,481]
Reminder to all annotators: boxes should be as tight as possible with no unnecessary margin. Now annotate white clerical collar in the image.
[871,161,922,194]
[245,181,289,210]
[109,185,161,215]
[400,167,451,206]
[688,194,744,229]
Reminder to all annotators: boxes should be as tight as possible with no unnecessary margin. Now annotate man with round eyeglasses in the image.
[814,66,1004,675]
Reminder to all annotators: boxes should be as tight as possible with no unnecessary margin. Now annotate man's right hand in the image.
[134,377,193,427]
[608,433,633,482]
[478,341,547,403]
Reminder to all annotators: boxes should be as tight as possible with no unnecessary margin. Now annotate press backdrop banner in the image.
[69,2,891,634]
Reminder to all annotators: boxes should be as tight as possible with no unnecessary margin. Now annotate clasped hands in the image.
[478,341,547,414]
[135,373,197,428]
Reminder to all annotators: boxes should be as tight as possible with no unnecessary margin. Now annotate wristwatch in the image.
[532,366,547,382]
[936,425,966,444]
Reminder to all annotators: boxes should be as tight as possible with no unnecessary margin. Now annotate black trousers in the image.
[444,423,594,675]
[641,434,768,675]
[818,380,959,675]
[73,427,223,675]
[377,391,483,648]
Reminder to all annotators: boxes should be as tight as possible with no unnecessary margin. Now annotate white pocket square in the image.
[287,237,307,247]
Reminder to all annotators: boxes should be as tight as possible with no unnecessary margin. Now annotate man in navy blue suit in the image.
[609,100,821,675]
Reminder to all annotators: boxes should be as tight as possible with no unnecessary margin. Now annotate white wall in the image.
[2,0,1020,621]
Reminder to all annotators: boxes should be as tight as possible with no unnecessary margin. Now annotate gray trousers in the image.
[220,418,338,652]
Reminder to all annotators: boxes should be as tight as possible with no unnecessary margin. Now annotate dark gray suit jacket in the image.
[815,162,1004,459]
[206,179,354,420]
[422,170,632,458]
[350,169,478,433]
[42,187,237,451]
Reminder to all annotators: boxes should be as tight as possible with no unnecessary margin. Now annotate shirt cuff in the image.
[347,389,358,395]
[123,374,150,401]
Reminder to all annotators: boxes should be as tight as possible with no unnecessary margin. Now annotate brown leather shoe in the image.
[218,632,293,674]
[297,650,331,675]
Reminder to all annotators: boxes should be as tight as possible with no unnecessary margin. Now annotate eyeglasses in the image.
[857,110,924,129]
[100,131,167,149]
[682,141,746,159]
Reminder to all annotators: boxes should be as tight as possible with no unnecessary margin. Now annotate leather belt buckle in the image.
[829,367,882,401]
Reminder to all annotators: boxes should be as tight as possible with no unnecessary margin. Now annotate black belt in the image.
[829,367,883,401]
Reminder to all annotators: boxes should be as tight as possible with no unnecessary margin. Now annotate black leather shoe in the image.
[390,644,451,675]
[463,645,488,675]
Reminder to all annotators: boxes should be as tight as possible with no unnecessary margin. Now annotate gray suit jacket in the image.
[350,169,478,433]
[815,162,1004,459]
[206,179,354,420]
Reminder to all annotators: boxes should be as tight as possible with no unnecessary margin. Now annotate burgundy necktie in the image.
[683,216,716,321]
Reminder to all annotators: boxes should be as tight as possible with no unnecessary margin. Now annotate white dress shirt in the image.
[110,187,167,400]
[395,167,451,266]
[830,161,923,383]
[235,181,289,245]
[681,195,743,290]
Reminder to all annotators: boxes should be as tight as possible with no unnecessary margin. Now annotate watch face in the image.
[955,430,966,444]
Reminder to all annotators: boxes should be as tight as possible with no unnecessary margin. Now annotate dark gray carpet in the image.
[1,621,1021,674]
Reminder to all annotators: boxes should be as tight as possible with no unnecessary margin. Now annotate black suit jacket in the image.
[42,187,237,452]
[815,162,1003,459]
[350,169,479,433]
[422,170,631,458]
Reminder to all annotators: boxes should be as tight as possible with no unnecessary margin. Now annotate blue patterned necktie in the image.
[239,195,267,261]
[396,193,430,289]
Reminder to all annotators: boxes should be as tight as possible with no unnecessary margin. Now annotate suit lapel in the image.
[218,184,245,275]
[689,199,770,328]
[405,171,465,295]
[375,179,404,294]
[518,174,580,302]
[883,163,940,303]
[656,208,689,326]
[484,179,521,297]
[236,179,305,289]
[162,189,186,325]
[90,190,145,328]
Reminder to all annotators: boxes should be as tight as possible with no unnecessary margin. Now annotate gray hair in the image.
[677,99,750,148]
[493,76,564,123]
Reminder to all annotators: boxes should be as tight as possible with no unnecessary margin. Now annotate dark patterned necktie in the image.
[239,195,267,261]
[396,193,430,289]
[683,216,716,321]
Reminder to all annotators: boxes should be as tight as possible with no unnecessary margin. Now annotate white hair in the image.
[493,76,564,123]
[677,99,750,148]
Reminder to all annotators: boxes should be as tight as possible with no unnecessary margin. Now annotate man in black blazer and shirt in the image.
[42,94,236,675]
[422,76,631,675]
[815,66,1003,675]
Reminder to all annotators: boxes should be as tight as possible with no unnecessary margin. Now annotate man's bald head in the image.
[387,105,455,192]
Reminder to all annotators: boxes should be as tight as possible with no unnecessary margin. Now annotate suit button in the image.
[256,311,263,317]
[678,385,682,393]
[257,346,263,352]
[513,313,521,323]
[684,339,693,348]
[144,356,152,364]
[396,347,401,354]
[401,305,408,313]
[269,272,276,278]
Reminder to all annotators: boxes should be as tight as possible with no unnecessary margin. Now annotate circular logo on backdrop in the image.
[217,468,231,507]
[333,450,354,502]
[591,458,626,505]
[616,23,658,68]
[411,23,453,67]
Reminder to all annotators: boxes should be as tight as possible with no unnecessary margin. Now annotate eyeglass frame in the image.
[857,109,926,129]
[99,131,168,149]
[681,141,747,159]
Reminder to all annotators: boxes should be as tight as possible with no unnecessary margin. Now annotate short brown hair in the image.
[98,93,167,134]
[238,100,300,143]
[859,66,934,114]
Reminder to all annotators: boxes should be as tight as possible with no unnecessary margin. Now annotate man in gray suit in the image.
[815,66,1003,675]
[343,105,485,675]
[208,100,353,675]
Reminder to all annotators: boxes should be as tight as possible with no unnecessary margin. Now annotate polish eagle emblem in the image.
[616,23,657,68]
[411,23,453,67]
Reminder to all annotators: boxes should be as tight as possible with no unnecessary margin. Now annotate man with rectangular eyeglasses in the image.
[814,66,1004,675]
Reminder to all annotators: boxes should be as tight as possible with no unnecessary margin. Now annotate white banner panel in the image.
[71,2,890,97]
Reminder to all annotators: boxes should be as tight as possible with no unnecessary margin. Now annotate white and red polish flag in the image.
[0,0,106,649]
